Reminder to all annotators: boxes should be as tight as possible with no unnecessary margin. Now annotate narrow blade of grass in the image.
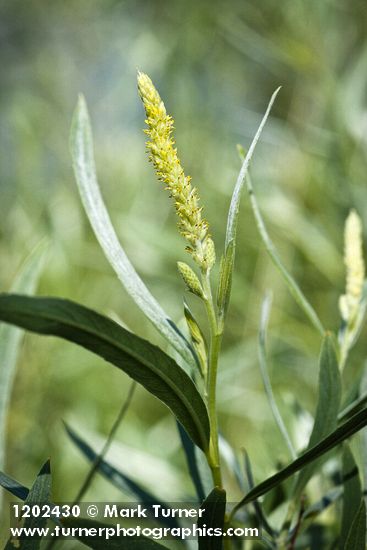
[246,171,324,335]
[258,292,296,460]
[73,381,136,503]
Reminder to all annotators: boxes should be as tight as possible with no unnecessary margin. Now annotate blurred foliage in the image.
[1,0,367,542]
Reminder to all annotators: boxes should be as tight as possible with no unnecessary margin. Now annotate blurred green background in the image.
[1,0,367,538]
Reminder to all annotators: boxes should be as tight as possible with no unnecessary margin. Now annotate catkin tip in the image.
[339,209,365,323]
[137,72,213,268]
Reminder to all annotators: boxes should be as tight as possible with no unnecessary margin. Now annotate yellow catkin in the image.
[339,210,365,322]
[137,72,213,269]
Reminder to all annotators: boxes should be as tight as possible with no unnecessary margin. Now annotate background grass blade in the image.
[258,293,296,460]
[242,450,275,538]
[0,244,46,470]
[73,382,136,503]
[0,294,210,451]
[218,435,245,492]
[245,170,324,335]
[198,487,226,550]
[65,423,180,529]
[243,450,275,537]
[70,96,195,372]
[231,407,367,515]
[294,333,341,495]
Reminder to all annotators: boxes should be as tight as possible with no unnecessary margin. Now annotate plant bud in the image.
[177,262,204,298]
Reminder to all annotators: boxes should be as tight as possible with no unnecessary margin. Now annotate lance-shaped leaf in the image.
[294,333,341,495]
[183,301,207,377]
[65,423,180,529]
[70,96,195,371]
[242,450,274,537]
[177,422,212,502]
[0,470,29,501]
[0,295,210,451]
[198,487,226,550]
[231,406,367,517]
[225,90,280,249]
[245,168,324,334]
[344,499,366,550]
[6,460,51,550]
[258,293,296,460]
[340,445,362,548]
[219,90,280,319]
[62,518,169,549]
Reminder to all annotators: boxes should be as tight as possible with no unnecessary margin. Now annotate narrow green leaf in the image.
[0,244,46,469]
[245,169,324,335]
[339,390,367,423]
[75,381,136,503]
[340,445,362,548]
[294,334,341,494]
[221,90,280,319]
[242,450,275,537]
[198,487,226,550]
[344,499,366,550]
[70,96,195,372]
[61,517,168,549]
[231,407,367,515]
[65,423,180,529]
[219,435,245,492]
[225,89,280,249]
[177,421,208,502]
[216,239,235,319]
[258,293,296,460]
[0,295,210,451]
[183,300,207,377]
[0,471,29,501]
[7,461,51,550]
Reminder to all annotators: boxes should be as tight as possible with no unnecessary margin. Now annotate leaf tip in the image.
[39,459,51,476]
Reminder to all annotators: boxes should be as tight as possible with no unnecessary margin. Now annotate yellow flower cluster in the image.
[339,210,365,323]
[137,72,214,270]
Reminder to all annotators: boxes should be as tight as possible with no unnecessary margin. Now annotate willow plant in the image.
[138,72,221,487]
[0,73,367,549]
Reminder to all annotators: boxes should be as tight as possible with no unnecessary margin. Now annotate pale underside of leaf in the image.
[70,95,195,371]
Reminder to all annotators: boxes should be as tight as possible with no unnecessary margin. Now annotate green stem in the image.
[201,269,224,488]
